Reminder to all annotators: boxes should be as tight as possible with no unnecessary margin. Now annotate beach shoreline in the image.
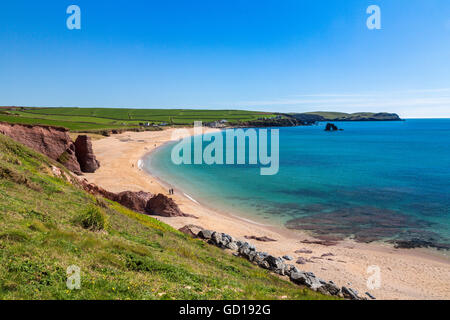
[83,128,450,300]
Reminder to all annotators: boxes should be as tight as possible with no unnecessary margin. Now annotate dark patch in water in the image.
[285,206,449,247]
[278,188,326,198]
[406,202,450,218]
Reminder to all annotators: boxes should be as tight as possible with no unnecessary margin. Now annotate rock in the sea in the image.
[145,193,192,217]
[325,123,339,131]
[0,122,82,174]
[74,135,100,173]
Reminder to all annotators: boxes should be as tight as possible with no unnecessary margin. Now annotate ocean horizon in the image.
[145,119,450,251]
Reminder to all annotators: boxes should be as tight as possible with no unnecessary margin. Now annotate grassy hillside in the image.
[0,107,277,132]
[0,133,332,300]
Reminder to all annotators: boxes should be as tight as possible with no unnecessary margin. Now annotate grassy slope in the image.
[0,107,277,131]
[0,134,333,300]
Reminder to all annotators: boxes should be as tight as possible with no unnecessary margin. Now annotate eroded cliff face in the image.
[74,135,100,173]
[0,122,100,175]
[0,122,82,174]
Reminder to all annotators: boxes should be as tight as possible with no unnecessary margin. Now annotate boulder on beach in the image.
[146,193,194,217]
[244,235,277,242]
[179,224,205,237]
[114,191,153,214]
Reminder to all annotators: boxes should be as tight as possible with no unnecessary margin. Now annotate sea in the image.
[144,119,450,249]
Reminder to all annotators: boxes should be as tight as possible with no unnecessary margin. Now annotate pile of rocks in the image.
[195,228,369,300]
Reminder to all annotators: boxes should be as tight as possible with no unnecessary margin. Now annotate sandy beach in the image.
[83,128,450,300]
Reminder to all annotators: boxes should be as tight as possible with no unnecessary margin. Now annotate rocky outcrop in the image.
[77,178,194,218]
[77,178,117,200]
[114,191,153,214]
[77,178,151,212]
[188,228,371,300]
[0,122,82,174]
[74,135,100,173]
[325,123,339,131]
[0,122,103,175]
[146,193,195,218]
[341,287,361,300]
[179,225,205,237]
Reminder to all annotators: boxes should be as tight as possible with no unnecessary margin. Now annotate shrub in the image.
[77,205,108,231]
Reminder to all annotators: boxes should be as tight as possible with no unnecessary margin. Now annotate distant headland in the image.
[0,106,401,133]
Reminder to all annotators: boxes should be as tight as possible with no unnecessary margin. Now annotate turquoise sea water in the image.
[144,120,450,246]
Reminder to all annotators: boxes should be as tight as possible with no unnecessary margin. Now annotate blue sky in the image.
[1,0,449,117]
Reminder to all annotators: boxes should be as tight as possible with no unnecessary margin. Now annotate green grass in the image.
[0,107,278,132]
[0,133,335,300]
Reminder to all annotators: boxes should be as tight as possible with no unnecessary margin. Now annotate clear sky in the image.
[1,0,449,118]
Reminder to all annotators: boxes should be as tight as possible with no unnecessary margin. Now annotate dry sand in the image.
[83,128,450,300]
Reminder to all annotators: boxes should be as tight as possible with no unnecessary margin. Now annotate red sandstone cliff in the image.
[0,122,100,175]
[0,122,82,174]
[74,135,100,173]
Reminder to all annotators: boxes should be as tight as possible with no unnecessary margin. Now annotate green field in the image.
[0,107,277,132]
[0,133,334,300]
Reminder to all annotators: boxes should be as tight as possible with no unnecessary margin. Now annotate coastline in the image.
[83,128,450,300]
